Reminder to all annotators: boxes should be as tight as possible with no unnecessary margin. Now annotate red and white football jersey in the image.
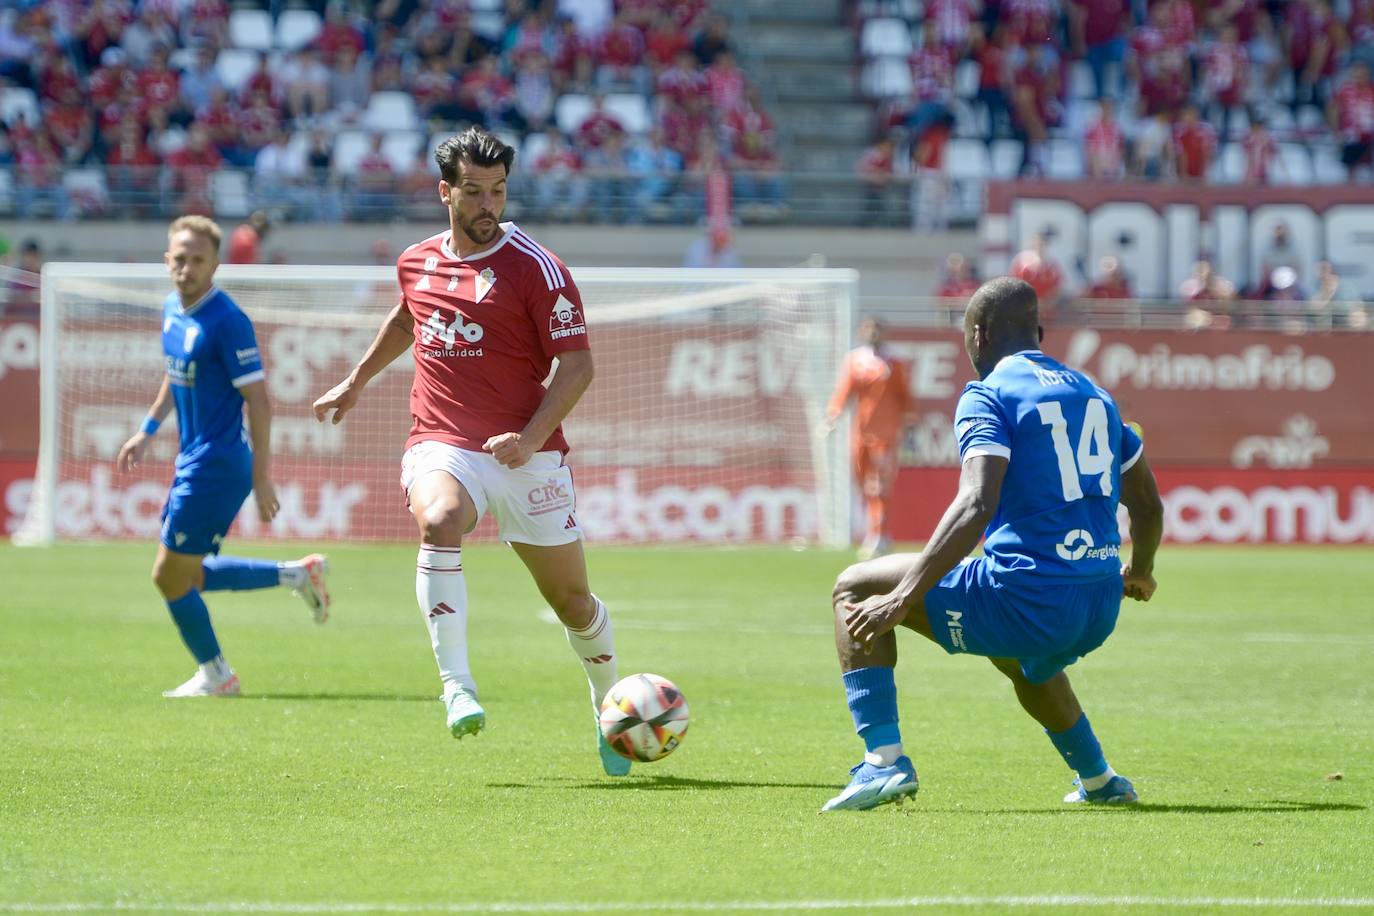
[398,223,590,454]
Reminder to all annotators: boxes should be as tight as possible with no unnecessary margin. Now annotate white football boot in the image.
[445,685,486,738]
[291,554,331,624]
[163,667,241,698]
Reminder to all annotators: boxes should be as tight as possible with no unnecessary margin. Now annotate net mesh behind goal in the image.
[18,264,854,547]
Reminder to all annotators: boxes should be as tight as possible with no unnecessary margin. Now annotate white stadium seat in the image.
[944,138,990,180]
[1214,142,1244,184]
[989,139,1021,178]
[954,60,980,98]
[215,48,259,92]
[1311,142,1346,184]
[603,94,650,134]
[363,91,419,132]
[382,130,427,172]
[472,10,505,39]
[861,57,913,99]
[63,168,109,206]
[1045,139,1084,179]
[1276,143,1312,185]
[211,170,251,218]
[860,18,912,58]
[0,87,39,127]
[229,9,273,51]
[518,131,550,167]
[554,94,593,134]
[1069,62,1095,99]
[333,130,373,176]
[276,9,323,51]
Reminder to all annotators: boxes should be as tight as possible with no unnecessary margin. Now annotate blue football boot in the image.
[1064,774,1139,804]
[820,756,919,812]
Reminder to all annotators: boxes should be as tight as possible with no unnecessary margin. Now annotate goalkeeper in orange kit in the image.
[822,317,917,559]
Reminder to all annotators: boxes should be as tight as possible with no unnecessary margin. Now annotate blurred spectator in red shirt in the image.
[1005,0,1057,49]
[1084,98,1124,179]
[577,94,626,149]
[1179,259,1238,301]
[137,45,184,123]
[1066,0,1129,99]
[1330,62,1374,179]
[166,123,222,215]
[1010,232,1064,309]
[1173,104,1217,181]
[1241,119,1283,184]
[1011,44,1062,175]
[15,129,70,219]
[317,4,366,63]
[228,211,270,264]
[857,136,898,225]
[645,11,689,72]
[935,253,980,299]
[530,127,589,217]
[1286,0,1342,111]
[596,11,648,94]
[1087,255,1133,299]
[927,0,976,57]
[105,120,160,216]
[707,51,748,116]
[1202,25,1249,142]
[46,88,95,166]
[351,134,397,220]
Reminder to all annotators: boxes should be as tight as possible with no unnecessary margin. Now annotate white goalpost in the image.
[17,263,856,548]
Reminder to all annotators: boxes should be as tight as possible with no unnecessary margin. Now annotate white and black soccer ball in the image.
[597,673,689,763]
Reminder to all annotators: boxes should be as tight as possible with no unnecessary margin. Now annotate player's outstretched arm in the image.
[845,455,1008,650]
[117,374,174,471]
[313,299,414,425]
[484,349,594,469]
[240,379,280,522]
[1120,453,1164,602]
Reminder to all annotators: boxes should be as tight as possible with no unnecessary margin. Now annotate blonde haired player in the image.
[312,126,629,775]
[117,216,330,697]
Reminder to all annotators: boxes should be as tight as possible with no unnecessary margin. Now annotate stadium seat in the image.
[952,98,985,139]
[554,94,594,134]
[276,9,323,51]
[518,130,550,168]
[155,126,188,157]
[1214,142,1244,184]
[332,130,373,176]
[0,87,39,128]
[1069,62,1095,100]
[1265,106,1295,137]
[1311,142,1346,184]
[860,18,912,58]
[169,47,198,71]
[229,9,274,51]
[363,91,419,132]
[954,60,981,98]
[472,10,505,40]
[0,168,15,216]
[1045,139,1083,179]
[469,0,503,9]
[216,48,259,92]
[861,58,913,99]
[603,94,650,134]
[63,168,109,213]
[990,139,1021,178]
[382,130,427,173]
[1296,105,1327,137]
[1277,143,1313,185]
[212,170,251,218]
[944,138,990,181]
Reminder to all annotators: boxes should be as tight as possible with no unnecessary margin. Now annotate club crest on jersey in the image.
[549,294,586,341]
[475,267,496,302]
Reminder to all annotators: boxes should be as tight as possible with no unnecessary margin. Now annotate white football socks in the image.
[565,595,618,708]
[416,544,476,697]
[277,562,306,589]
[1080,766,1118,792]
[865,744,904,767]
[201,655,233,682]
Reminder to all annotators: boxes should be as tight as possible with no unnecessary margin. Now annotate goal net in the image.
[16,264,855,547]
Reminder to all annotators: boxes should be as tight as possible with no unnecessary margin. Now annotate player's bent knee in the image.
[417,503,466,545]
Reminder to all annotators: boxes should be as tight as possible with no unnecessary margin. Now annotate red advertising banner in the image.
[884,327,1374,468]
[889,467,1374,545]
[0,320,40,458]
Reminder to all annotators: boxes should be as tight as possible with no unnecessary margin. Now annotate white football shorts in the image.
[400,440,582,546]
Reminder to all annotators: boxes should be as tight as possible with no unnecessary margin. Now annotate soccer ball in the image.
[598,673,689,762]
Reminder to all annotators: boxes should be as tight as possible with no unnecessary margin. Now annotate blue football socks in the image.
[843,666,902,753]
[166,590,221,664]
[202,556,281,592]
[1047,713,1109,780]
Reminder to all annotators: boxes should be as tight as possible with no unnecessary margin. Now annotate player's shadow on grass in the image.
[247,692,436,703]
[489,775,838,791]
[967,801,1365,815]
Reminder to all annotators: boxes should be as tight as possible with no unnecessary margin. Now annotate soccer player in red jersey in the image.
[312,127,629,775]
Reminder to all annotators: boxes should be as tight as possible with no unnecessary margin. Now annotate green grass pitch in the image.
[1,542,1371,915]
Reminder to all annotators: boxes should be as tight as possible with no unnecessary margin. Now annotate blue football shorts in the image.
[160,471,253,556]
[922,557,1123,684]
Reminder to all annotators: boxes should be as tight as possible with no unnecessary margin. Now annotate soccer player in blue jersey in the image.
[116,216,331,698]
[822,276,1164,811]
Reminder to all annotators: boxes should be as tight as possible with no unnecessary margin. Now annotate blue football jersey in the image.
[161,287,264,477]
[954,349,1143,585]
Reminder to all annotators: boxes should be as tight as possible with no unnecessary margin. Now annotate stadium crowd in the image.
[0,0,785,222]
[855,0,1374,186]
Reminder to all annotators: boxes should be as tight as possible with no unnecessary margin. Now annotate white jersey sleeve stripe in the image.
[1120,440,1144,472]
[509,237,556,290]
[963,444,1011,461]
[512,232,565,290]
[513,229,562,284]
[231,369,266,388]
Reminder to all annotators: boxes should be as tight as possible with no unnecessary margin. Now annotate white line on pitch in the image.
[4,897,1374,912]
